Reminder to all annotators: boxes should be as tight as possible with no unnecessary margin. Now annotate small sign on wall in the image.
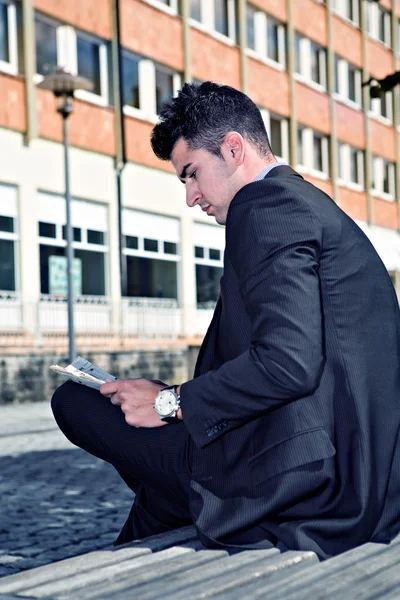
[49,255,82,296]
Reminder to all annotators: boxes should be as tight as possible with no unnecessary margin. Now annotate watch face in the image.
[156,390,178,417]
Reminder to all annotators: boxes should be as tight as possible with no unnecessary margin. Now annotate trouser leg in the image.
[51,381,193,543]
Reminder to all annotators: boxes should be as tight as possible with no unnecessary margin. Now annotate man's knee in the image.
[51,381,83,441]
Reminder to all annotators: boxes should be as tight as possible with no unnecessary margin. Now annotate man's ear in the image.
[223,132,245,165]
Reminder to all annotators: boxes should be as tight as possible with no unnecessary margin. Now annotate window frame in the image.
[189,0,237,45]
[337,142,364,191]
[294,33,327,91]
[368,2,391,47]
[371,155,396,201]
[0,0,17,75]
[334,55,362,108]
[246,7,286,70]
[333,0,360,27]
[369,89,393,125]
[259,108,289,163]
[296,126,330,179]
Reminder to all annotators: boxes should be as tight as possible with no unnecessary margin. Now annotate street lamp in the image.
[38,67,93,363]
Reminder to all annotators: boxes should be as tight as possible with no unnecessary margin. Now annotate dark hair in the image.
[151,81,273,161]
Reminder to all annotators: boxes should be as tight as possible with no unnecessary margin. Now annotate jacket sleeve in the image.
[180,191,325,448]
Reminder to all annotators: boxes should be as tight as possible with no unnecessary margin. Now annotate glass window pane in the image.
[270,117,282,158]
[39,222,57,238]
[74,249,105,295]
[335,57,340,94]
[313,135,323,171]
[0,3,9,63]
[267,20,279,63]
[155,68,174,114]
[383,162,391,194]
[122,52,139,108]
[311,44,322,84]
[35,18,57,76]
[126,235,138,249]
[294,34,301,75]
[0,215,14,233]
[87,229,104,245]
[62,226,81,242]
[350,148,359,184]
[196,264,223,307]
[247,4,256,50]
[209,248,221,261]
[191,0,201,22]
[195,246,204,258]
[144,238,158,252]
[337,144,344,180]
[77,36,101,96]
[0,239,15,291]
[39,244,64,294]
[127,256,177,299]
[214,0,228,36]
[164,241,177,255]
[297,128,304,165]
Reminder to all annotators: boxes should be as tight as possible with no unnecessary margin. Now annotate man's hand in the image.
[100,378,167,428]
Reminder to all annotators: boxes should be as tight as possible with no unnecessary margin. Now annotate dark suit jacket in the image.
[180,165,400,559]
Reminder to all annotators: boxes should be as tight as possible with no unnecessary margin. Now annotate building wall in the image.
[0,0,400,349]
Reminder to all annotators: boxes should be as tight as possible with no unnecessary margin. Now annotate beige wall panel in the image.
[121,0,183,70]
[368,40,393,79]
[33,0,112,38]
[247,59,290,115]
[37,89,116,156]
[293,0,327,45]
[305,176,333,197]
[333,17,362,67]
[295,82,331,134]
[125,116,174,173]
[373,198,399,229]
[370,120,396,162]
[191,30,241,88]
[0,75,26,133]
[339,188,368,222]
[335,102,365,147]
[248,0,287,22]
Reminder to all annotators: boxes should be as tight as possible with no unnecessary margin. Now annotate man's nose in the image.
[186,185,201,208]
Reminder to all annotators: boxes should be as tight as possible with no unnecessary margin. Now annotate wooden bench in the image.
[0,527,399,599]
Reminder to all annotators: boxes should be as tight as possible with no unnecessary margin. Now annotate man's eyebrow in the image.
[179,162,192,180]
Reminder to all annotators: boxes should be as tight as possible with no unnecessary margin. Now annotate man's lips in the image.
[201,205,211,213]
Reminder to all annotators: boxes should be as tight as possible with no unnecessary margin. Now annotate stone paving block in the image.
[0,557,23,567]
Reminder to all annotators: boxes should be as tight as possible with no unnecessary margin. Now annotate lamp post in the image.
[38,67,93,363]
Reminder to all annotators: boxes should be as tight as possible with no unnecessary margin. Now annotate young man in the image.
[52,82,400,559]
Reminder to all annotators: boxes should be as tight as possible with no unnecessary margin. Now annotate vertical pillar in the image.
[287,0,297,167]
[361,0,373,225]
[326,0,339,204]
[238,0,248,93]
[22,0,38,145]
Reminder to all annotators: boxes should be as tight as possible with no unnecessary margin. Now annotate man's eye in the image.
[190,171,197,180]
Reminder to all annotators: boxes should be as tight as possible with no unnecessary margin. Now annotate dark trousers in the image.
[51,381,193,545]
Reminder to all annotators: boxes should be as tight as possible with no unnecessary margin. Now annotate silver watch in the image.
[154,386,181,422]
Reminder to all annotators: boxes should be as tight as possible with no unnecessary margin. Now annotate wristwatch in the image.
[154,385,181,424]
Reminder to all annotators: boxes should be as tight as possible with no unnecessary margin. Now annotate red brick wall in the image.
[293,0,327,46]
[339,188,368,221]
[120,0,183,71]
[0,74,26,132]
[34,0,112,38]
[333,17,362,67]
[336,102,365,148]
[368,40,393,79]
[248,59,290,115]
[374,198,399,229]
[191,29,241,88]
[370,120,396,162]
[296,83,330,134]
[250,0,287,22]
[124,116,173,173]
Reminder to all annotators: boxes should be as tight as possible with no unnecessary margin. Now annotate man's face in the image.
[171,138,237,225]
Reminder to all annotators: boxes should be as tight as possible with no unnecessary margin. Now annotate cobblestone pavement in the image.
[0,401,133,579]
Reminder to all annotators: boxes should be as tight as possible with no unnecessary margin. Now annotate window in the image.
[371,156,396,199]
[0,0,17,74]
[260,109,289,162]
[37,193,108,297]
[246,7,286,67]
[194,223,224,309]
[297,126,330,176]
[155,66,174,114]
[337,143,364,188]
[0,184,18,292]
[190,0,236,41]
[122,210,180,300]
[77,35,102,96]
[35,16,57,76]
[333,0,359,26]
[214,0,228,36]
[295,34,327,89]
[34,20,109,105]
[335,56,362,106]
[368,2,391,46]
[370,89,393,123]
[246,4,256,51]
[191,0,201,21]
